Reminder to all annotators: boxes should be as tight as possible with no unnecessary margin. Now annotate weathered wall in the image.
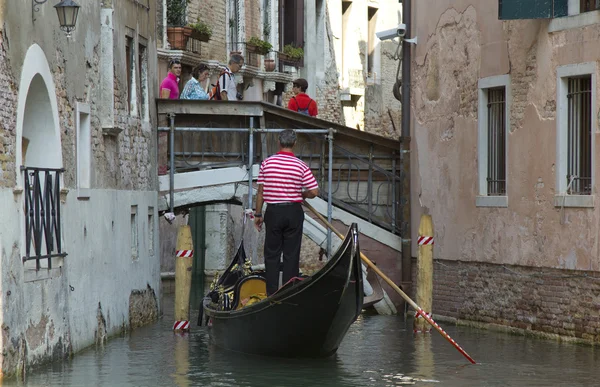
[187,0,228,62]
[411,0,600,337]
[0,0,160,378]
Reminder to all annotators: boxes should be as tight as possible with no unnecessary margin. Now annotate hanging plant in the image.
[246,37,272,55]
[188,20,212,42]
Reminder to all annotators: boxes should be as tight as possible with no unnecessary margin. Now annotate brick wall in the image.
[0,31,18,188]
[414,259,600,341]
[187,0,228,63]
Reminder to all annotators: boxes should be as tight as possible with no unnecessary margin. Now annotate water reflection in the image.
[4,296,600,386]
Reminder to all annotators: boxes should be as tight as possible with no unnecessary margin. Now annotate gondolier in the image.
[254,129,319,295]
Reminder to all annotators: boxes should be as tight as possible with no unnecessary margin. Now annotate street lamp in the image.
[54,0,80,37]
[32,0,80,37]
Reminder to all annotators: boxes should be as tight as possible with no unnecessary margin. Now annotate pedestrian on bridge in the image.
[254,129,319,295]
[287,78,318,117]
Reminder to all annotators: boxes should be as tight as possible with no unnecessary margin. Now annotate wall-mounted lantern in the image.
[32,0,81,37]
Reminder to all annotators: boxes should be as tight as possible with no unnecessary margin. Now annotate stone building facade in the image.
[410,0,600,341]
[0,0,160,378]
[158,0,403,137]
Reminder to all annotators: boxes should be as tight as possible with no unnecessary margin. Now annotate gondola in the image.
[201,223,363,358]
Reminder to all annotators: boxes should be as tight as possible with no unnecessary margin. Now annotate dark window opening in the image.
[581,0,600,12]
[487,87,506,196]
[125,36,133,113]
[567,76,592,195]
[279,0,304,67]
[367,7,378,77]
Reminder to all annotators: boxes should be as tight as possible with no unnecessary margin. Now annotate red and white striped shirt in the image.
[257,151,318,203]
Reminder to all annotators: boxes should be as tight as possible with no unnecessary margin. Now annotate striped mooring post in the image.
[414,214,434,333]
[174,225,194,333]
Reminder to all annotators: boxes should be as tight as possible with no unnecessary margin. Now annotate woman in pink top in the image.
[160,59,182,99]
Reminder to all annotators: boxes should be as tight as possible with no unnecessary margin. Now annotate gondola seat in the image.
[232,275,267,310]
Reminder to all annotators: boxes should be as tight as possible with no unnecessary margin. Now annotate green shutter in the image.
[499,0,568,19]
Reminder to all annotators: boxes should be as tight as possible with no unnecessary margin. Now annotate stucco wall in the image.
[412,1,600,270]
[0,0,160,377]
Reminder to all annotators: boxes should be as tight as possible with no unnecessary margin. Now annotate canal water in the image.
[5,295,600,386]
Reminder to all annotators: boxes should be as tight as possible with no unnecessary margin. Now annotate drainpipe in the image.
[400,0,413,305]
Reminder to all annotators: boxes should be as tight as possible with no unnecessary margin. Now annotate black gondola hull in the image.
[203,224,363,358]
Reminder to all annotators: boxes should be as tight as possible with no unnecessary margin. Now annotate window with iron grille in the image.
[477,75,510,207]
[566,76,592,195]
[487,87,506,196]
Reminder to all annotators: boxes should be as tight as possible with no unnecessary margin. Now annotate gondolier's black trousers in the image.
[263,202,304,295]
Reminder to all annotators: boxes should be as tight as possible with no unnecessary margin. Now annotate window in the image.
[76,102,91,199]
[228,0,240,52]
[581,0,600,12]
[486,88,506,196]
[138,40,149,121]
[477,75,511,208]
[498,0,568,19]
[148,207,155,256]
[280,0,304,52]
[131,205,139,260]
[556,63,596,207]
[566,76,592,194]
[125,36,133,114]
[367,7,378,78]
[342,1,351,86]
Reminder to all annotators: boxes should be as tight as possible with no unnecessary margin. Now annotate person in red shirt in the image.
[254,129,319,295]
[287,78,318,117]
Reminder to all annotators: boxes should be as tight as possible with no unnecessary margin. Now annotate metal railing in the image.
[22,167,67,269]
[159,117,401,235]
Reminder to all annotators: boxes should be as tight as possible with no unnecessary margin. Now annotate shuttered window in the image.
[498,0,568,19]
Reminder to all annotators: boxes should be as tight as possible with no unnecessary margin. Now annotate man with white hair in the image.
[254,129,319,295]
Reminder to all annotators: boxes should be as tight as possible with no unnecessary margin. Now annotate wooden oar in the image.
[303,201,477,364]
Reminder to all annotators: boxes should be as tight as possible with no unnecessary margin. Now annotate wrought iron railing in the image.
[22,167,67,269]
[161,124,401,234]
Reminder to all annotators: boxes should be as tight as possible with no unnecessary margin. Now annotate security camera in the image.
[397,23,406,38]
[376,24,407,41]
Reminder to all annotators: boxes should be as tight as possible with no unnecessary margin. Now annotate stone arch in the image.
[15,44,62,172]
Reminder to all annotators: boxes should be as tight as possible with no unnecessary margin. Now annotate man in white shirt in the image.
[219,54,244,101]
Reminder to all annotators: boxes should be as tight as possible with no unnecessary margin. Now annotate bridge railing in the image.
[156,101,403,237]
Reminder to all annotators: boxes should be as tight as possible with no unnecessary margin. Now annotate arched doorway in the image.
[15,44,64,269]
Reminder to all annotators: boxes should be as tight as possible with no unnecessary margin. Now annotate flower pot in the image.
[247,44,270,55]
[167,27,190,50]
[278,53,302,65]
[264,59,275,72]
[189,30,211,42]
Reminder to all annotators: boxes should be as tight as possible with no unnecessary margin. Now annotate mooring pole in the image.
[174,224,194,333]
[169,113,176,214]
[414,214,433,333]
[248,119,255,211]
[327,128,334,259]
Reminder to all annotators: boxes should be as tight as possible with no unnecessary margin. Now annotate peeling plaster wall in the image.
[412,1,600,271]
[0,0,160,378]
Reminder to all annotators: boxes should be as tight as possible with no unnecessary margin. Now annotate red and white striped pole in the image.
[174,225,194,333]
[414,215,434,333]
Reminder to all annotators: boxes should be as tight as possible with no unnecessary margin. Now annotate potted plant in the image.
[188,20,212,42]
[166,0,190,50]
[278,44,304,64]
[246,37,272,55]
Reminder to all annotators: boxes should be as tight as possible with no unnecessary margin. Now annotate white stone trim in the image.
[549,9,600,33]
[554,195,595,208]
[556,62,596,206]
[15,44,63,176]
[76,102,91,200]
[476,196,508,208]
[477,74,511,208]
